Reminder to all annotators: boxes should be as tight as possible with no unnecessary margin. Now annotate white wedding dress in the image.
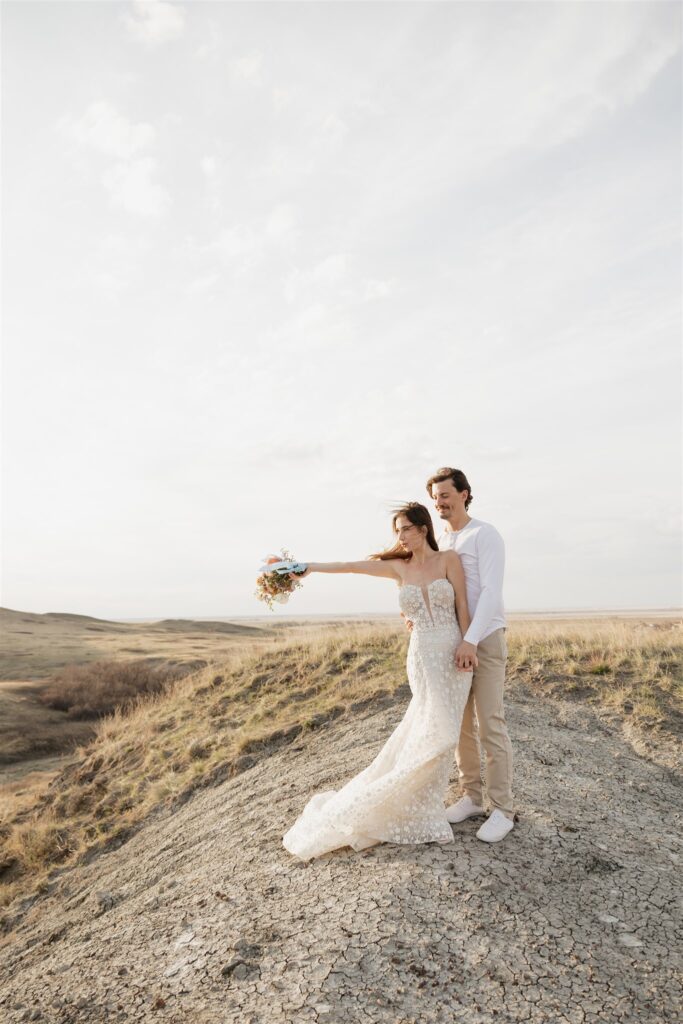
[282,577,473,860]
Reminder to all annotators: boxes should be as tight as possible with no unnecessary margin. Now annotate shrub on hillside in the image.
[38,659,201,719]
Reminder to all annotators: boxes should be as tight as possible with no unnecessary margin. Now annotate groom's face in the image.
[431,479,466,519]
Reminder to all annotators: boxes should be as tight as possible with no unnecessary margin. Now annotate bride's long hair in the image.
[370,502,439,561]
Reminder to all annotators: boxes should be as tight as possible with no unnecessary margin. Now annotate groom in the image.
[417,467,515,843]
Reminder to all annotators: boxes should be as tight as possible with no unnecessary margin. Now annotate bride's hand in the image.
[400,612,414,633]
[289,567,311,579]
[455,640,478,671]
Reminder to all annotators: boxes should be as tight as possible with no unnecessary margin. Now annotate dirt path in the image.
[0,689,680,1024]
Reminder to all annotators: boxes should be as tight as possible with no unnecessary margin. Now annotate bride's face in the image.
[395,515,426,553]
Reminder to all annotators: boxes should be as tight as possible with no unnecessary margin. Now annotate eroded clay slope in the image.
[0,689,681,1024]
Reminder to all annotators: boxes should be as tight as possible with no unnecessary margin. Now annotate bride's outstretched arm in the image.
[292,560,402,581]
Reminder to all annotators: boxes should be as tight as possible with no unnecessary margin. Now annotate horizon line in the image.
[3,605,679,623]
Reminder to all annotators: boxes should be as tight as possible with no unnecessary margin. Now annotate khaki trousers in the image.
[456,627,514,819]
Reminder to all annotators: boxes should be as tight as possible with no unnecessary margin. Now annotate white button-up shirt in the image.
[438,518,506,646]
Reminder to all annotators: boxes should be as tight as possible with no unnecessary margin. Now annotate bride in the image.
[282,501,475,861]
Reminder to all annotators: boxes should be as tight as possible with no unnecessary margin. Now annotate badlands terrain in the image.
[0,609,680,1023]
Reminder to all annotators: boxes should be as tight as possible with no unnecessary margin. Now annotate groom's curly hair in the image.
[426,467,473,510]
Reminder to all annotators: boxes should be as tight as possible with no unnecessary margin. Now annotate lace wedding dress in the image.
[282,577,473,860]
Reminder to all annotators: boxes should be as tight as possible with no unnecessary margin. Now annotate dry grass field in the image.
[0,607,267,682]
[0,607,382,768]
[0,607,264,772]
[0,609,680,916]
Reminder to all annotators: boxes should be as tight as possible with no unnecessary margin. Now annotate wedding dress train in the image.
[282,578,473,860]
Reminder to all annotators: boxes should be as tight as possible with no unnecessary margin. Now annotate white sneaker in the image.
[445,795,485,824]
[476,809,514,843]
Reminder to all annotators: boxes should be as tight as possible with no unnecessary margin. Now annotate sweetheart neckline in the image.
[398,577,453,592]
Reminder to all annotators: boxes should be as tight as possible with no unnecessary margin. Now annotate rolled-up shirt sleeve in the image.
[464,527,505,646]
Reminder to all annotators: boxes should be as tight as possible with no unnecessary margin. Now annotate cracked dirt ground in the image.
[0,687,681,1024]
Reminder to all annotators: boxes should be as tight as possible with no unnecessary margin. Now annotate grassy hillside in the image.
[0,624,407,912]
[507,617,682,734]
[0,617,680,916]
[0,607,276,770]
[0,607,267,681]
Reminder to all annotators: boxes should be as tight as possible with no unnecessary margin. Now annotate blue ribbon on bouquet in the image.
[258,559,308,576]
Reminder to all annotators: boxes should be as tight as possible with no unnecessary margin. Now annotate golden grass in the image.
[0,681,95,765]
[0,606,277,766]
[0,610,389,764]
[38,659,191,719]
[507,618,682,734]
[0,616,680,915]
[0,623,406,911]
[0,607,269,681]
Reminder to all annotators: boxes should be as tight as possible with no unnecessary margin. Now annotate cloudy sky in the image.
[2,1,681,619]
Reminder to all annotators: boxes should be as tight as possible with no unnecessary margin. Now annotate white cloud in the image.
[185,272,221,295]
[199,155,223,214]
[340,4,680,232]
[265,204,298,244]
[194,205,299,276]
[57,101,155,160]
[320,112,348,149]
[272,87,293,112]
[200,156,217,178]
[102,157,170,217]
[283,253,349,303]
[3,1,681,616]
[232,50,264,84]
[56,101,170,218]
[195,19,221,61]
[122,0,186,48]
[208,225,262,268]
[80,232,151,294]
[312,254,348,283]
[363,279,395,301]
[517,5,681,148]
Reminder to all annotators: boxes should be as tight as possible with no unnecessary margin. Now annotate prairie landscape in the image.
[0,607,681,1023]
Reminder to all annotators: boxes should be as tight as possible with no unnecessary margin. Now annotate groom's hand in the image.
[456,640,478,671]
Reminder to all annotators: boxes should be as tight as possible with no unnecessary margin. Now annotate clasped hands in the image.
[400,613,479,671]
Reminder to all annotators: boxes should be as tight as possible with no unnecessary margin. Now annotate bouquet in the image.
[255,549,308,609]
